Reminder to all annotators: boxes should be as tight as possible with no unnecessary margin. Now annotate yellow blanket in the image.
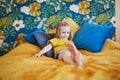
[0,39,120,80]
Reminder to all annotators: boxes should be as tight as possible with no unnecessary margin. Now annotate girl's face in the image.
[59,26,71,40]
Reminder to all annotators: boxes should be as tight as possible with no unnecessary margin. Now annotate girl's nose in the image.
[65,33,68,36]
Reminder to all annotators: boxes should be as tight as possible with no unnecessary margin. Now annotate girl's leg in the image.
[65,42,84,66]
[58,52,77,65]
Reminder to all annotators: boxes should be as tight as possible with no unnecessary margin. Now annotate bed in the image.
[0,39,120,80]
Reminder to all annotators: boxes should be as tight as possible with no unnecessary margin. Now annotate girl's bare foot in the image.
[65,42,84,66]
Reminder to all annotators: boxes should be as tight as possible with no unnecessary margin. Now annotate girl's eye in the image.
[67,32,70,34]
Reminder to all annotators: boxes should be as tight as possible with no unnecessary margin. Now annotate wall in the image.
[115,0,120,43]
[0,0,115,55]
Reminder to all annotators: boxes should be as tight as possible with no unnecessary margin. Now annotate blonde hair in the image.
[55,22,73,40]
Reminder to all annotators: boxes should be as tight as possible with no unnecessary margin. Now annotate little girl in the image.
[33,22,84,66]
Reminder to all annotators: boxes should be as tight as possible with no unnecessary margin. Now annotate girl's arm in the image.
[33,43,52,58]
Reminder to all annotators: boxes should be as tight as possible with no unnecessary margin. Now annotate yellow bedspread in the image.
[0,39,120,80]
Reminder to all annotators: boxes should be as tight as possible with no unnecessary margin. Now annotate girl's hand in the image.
[33,53,42,58]
[33,44,52,58]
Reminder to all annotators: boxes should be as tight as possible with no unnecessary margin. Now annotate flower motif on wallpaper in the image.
[29,2,41,17]
[0,17,8,27]
[73,15,84,26]
[64,0,75,2]
[58,6,72,19]
[35,17,48,29]
[69,4,79,13]
[0,0,14,16]
[36,0,46,3]
[12,20,25,31]
[78,1,90,15]
[10,5,23,20]
[110,16,116,27]
[20,6,30,15]
[14,0,28,4]
[20,2,41,17]
[0,17,12,29]
[95,13,110,25]
[15,33,26,45]
[69,1,90,15]
[24,17,39,30]
[83,15,96,24]
[46,15,62,29]
[95,0,115,10]
[46,0,65,12]
[40,4,55,18]
[90,2,104,16]
[0,42,15,56]
[0,40,3,47]
[0,30,5,47]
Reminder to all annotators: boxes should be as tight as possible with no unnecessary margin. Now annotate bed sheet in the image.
[0,39,120,80]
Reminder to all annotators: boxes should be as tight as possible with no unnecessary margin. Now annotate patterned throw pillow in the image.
[63,17,80,35]
[46,17,80,35]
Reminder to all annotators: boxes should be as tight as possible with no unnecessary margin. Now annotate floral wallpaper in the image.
[0,0,115,55]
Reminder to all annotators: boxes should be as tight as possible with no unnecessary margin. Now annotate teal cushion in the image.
[73,23,116,52]
[23,29,44,45]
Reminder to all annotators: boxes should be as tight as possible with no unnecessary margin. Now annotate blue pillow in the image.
[73,23,116,52]
[34,33,54,57]
[23,29,44,45]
